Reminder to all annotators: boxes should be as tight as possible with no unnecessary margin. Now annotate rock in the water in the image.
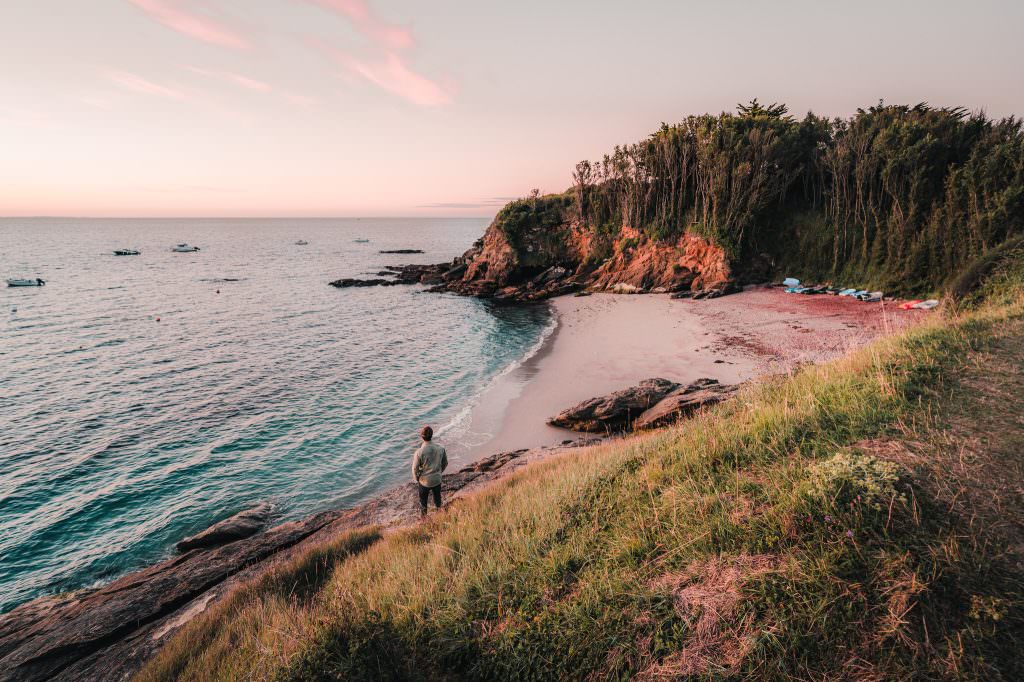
[329,278,401,288]
[633,378,738,429]
[547,378,681,432]
[176,503,273,552]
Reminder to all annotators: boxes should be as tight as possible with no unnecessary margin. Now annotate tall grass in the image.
[140,276,1024,681]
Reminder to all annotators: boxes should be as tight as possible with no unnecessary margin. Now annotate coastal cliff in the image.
[450,200,736,299]
[334,194,739,302]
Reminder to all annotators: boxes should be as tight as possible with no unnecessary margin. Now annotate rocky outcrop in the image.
[633,378,738,429]
[0,507,347,682]
[548,378,738,433]
[329,196,739,302]
[328,263,453,288]
[175,503,272,552]
[588,228,731,293]
[547,378,681,432]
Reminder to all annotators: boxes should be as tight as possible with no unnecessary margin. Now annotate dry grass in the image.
[139,263,1024,681]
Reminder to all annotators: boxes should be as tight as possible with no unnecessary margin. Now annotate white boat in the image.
[114,248,141,256]
[7,278,45,287]
[171,243,201,252]
[295,239,309,246]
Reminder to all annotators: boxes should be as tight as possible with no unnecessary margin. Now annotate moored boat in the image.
[7,278,45,287]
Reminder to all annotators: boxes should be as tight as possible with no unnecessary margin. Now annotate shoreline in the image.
[0,287,932,681]
[460,287,928,459]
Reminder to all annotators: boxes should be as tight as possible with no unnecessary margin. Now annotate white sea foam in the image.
[437,308,559,451]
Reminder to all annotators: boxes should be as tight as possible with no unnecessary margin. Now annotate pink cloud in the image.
[188,66,271,92]
[107,71,186,99]
[303,0,414,50]
[329,48,451,107]
[128,0,249,49]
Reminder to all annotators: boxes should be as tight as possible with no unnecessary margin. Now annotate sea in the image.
[0,217,554,614]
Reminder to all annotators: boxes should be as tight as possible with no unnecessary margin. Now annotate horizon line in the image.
[0,214,495,220]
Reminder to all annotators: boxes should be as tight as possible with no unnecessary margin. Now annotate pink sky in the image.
[0,0,1021,217]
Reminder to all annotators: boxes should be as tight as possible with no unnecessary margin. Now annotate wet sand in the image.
[464,288,929,458]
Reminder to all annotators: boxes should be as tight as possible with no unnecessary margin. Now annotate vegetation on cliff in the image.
[139,253,1024,681]
[496,101,1024,295]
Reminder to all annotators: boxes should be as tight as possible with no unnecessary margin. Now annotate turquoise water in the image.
[0,218,553,613]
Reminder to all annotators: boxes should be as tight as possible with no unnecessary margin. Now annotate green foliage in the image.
[494,192,574,255]
[566,101,1024,294]
[805,452,906,511]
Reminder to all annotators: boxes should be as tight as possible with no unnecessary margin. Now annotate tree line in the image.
[556,100,1024,292]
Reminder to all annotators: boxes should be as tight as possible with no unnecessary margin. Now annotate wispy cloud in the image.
[128,0,249,49]
[302,0,414,50]
[188,66,271,92]
[108,70,186,99]
[319,44,451,107]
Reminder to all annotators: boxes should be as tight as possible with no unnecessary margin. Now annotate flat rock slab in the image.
[633,378,738,429]
[175,503,273,552]
[547,378,681,432]
[548,378,738,433]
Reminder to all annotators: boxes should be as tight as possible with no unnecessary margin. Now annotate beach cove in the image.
[0,284,931,681]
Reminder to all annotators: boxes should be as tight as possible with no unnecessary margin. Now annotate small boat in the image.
[171,243,201,252]
[856,291,884,302]
[354,238,370,243]
[7,278,45,287]
[114,249,141,256]
[295,239,309,246]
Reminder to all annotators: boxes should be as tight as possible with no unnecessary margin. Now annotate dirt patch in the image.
[638,554,780,678]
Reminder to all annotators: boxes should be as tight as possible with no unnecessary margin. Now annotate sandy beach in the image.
[461,288,929,460]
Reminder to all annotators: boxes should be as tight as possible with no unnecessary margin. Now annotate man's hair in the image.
[420,426,433,441]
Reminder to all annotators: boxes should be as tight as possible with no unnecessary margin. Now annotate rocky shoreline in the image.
[0,439,598,682]
[329,210,750,302]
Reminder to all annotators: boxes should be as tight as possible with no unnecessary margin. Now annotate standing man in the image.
[412,426,447,518]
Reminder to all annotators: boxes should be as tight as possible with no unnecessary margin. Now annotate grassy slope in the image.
[140,269,1024,681]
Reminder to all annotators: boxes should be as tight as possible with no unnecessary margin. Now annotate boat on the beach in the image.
[7,278,45,287]
[171,243,201,252]
[114,249,141,256]
[294,239,309,246]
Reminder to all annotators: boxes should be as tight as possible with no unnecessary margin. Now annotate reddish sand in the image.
[686,287,930,372]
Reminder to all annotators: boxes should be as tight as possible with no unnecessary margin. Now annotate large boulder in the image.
[633,378,738,429]
[547,378,681,433]
[176,503,273,552]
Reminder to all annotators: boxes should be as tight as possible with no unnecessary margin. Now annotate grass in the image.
[139,262,1024,681]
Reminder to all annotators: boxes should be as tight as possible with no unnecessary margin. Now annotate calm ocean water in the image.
[0,218,553,613]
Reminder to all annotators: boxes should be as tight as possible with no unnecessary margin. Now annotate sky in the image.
[0,0,1021,218]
